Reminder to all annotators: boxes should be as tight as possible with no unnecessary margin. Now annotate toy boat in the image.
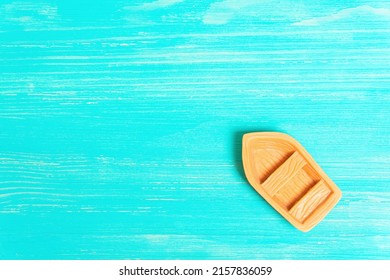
[242,132,342,232]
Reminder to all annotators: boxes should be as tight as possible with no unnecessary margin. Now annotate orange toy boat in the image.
[242,132,342,232]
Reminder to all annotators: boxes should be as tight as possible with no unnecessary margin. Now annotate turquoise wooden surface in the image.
[1,0,390,259]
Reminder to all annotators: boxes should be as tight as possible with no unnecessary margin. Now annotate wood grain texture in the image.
[263,152,306,196]
[289,180,331,222]
[0,0,390,259]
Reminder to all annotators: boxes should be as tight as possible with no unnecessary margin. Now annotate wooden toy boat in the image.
[242,132,342,232]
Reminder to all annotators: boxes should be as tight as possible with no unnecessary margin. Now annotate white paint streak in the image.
[203,0,307,25]
[203,0,262,25]
[137,0,185,11]
[0,1,58,28]
[293,5,390,26]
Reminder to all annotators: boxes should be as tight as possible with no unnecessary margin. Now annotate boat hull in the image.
[242,132,342,232]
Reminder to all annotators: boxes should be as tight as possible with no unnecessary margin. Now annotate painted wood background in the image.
[1,0,389,259]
